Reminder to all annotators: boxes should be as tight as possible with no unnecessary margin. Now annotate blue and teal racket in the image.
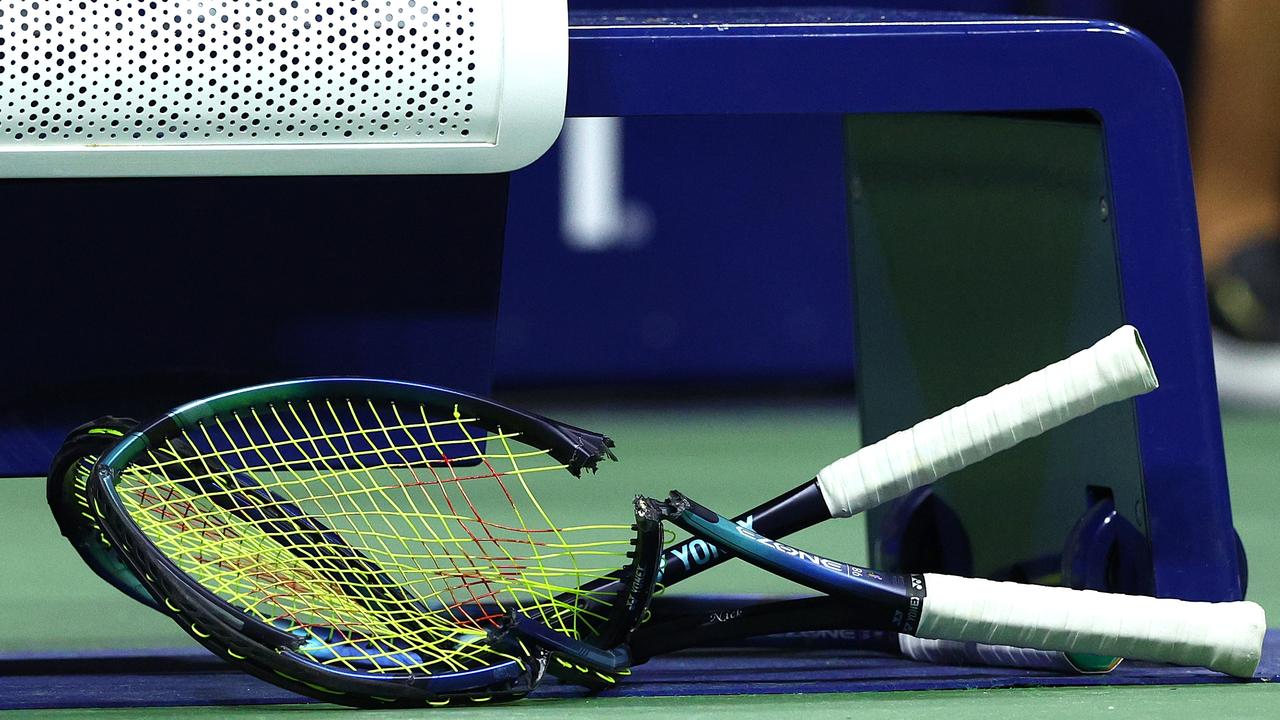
[618,491,1264,679]
[60,325,1215,705]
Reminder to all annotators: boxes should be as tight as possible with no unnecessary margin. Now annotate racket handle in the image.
[816,325,1157,518]
[896,634,1114,674]
[916,573,1266,677]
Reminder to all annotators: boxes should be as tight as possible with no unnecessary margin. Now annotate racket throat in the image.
[495,495,672,688]
[500,614,635,677]
[659,490,929,635]
[656,479,830,585]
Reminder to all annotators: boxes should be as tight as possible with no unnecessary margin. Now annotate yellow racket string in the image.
[113,397,631,675]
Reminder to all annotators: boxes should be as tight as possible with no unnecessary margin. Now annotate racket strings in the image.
[113,396,632,675]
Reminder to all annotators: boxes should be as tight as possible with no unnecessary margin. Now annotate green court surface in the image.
[2,401,1278,717]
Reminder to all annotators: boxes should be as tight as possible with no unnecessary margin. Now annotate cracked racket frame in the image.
[61,325,1189,703]
[79,378,663,707]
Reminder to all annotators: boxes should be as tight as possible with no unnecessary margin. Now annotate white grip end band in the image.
[917,573,1266,678]
[817,325,1157,518]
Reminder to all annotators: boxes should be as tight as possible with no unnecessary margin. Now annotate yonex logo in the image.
[665,515,756,574]
[733,524,854,575]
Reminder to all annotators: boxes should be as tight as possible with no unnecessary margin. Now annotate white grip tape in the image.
[896,634,1088,673]
[917,573,1266,677]
[816,325,1157,518]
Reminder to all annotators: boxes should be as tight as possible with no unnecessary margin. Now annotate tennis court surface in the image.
[2,401,1277,718]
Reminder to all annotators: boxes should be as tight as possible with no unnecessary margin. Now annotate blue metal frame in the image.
[565,9,1237,602]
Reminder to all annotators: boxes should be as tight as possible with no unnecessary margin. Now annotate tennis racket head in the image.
[46,416,157,609]
[83,377,656,707]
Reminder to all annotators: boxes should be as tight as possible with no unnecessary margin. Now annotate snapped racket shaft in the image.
[666,493,1266,678]
[652,325,1158,587]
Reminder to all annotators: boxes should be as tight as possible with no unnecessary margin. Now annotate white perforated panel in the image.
[0,0,566,176]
